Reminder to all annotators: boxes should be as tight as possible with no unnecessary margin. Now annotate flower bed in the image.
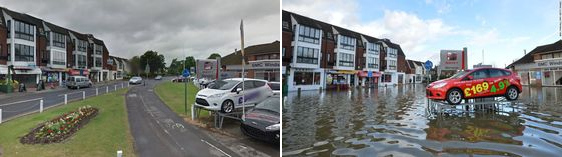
[20,106,99,144]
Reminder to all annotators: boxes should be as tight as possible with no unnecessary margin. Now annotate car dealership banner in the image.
[439,48,468,71]
[196,59,219,80]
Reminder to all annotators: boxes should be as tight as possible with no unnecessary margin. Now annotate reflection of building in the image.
[221,41,280,82]
[0,7,113,89]
[282,10,407,91]
[508,40,562,86]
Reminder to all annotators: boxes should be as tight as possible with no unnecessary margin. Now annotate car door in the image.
[233,80,253,107]
[462,69,489,98]
[487,69,510,96]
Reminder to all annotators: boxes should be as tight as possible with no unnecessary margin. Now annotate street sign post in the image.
[425,60,433,82]
[183,68,190,115]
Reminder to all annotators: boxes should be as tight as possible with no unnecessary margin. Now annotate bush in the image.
[20,106,99,144]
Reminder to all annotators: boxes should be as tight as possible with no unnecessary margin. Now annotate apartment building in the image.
[107,56,128,80]
[0,7,112,88]
[282,10,407,91]
[405,59,425,84]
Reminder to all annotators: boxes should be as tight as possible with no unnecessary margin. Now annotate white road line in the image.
[201,139,232,157]
[0,98,43,107]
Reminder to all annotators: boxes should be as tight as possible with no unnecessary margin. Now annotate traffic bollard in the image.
[65,94,68,104]
[40,99,44,113]
[83,91,86,100]
[0,109,2,124]
[106,86,109,93]
[117,150,123,157]
[121,83,124,88]
[96,88,99,96]
[115,85,117,91]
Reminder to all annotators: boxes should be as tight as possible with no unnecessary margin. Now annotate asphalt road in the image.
[0,81,130,122]
[126,79,239,157]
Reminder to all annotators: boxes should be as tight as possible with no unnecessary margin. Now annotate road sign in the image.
[425,60,433,70]
[182,69,190,77]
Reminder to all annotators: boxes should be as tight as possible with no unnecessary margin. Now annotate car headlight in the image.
[265,123,280,131]
[432,82,447,88]
[208,93,226,99]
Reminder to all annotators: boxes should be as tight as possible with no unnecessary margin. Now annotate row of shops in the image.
[508,40,562,87]
[283,68,407,91]
[0,65,124,88]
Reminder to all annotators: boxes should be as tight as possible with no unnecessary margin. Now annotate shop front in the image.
[325,70,355,90]
[40,67,65,88]
[537,58,562,86]
[89,69,101,82]
[249,60,280,82]
[357,71,380,88]
[68,69,89,77]
[287,68,324,91]
[12,66,42,88]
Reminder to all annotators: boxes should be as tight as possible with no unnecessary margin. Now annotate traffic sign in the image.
[182,69,190,77]
[425,60,433,70]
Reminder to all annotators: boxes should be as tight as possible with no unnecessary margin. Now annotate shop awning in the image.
[41,67,66,72]
[337,70,356,75]
[357,71,381,77]
[68,69,89,76]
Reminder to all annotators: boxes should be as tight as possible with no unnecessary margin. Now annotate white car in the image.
[195,78,273,113]
[129,77,143,84]
[268,82,280,95]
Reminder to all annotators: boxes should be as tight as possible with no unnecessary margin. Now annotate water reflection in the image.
[282,85,562,156]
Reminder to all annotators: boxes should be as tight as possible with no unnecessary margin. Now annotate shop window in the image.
[294,71,314,85]
[382,74,391,82]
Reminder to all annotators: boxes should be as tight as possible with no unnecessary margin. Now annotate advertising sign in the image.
[537,58,562,68]
[439,49,467,71]
[249,60,279,69]
[196,59,219,80]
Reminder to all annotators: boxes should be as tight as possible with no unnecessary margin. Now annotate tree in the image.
[139,50,166,75]
[185,56,196,69]
[129,56,141,76]
[207,53,221,59]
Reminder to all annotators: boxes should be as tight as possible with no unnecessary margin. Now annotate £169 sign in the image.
[464,79,510,97]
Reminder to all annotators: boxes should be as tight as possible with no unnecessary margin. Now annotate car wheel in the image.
[505,86,519,101]
[221,100,234,113]
[446,88,463,105]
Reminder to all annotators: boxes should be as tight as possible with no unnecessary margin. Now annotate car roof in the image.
[470,67,510,71]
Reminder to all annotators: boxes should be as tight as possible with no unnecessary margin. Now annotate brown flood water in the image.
[282,84,562,156]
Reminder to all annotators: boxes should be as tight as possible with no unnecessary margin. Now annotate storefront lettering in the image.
[537,60,562,67]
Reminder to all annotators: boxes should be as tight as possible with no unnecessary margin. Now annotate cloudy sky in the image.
[284,0,561,68]
[1,0,280,65]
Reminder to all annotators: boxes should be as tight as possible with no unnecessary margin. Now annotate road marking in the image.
[201,139,232,157]
[0,98,43,107]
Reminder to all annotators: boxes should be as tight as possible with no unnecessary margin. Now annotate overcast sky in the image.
[1,0,279,65]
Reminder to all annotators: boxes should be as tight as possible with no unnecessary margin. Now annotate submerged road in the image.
[126,79,239,157]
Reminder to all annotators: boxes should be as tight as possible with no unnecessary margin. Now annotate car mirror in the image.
[235,88,242,94]
[464,75,473,81]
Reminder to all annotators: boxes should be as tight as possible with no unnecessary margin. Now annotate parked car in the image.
[172,76,185,82]
[426,67,522,105]
[66,76,92,89]
[129,77,143,84]
[155,75,162,80]
[241,95,280,143]
[195,78,273,113]
[267,82,280,95]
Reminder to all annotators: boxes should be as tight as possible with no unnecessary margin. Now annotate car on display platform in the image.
[129,77,143,84]
[241,95,280,144]
[195,78,273,113]
[66,76,92,89]
[426,67,522,105]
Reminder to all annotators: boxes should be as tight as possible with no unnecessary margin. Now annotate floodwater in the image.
[282,84,562,156]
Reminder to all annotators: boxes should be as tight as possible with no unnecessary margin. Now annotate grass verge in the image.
[0,88,135,157]
[154,81,210,118]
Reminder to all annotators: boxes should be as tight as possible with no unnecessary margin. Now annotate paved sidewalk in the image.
[126,79,239,157]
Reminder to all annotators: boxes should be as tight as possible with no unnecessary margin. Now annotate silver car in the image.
[129,77,143,84]
[67,76,92,89]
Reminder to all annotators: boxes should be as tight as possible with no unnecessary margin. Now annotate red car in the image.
[426,67,522,105]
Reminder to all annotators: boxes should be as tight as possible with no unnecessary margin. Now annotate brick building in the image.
[0,7,114,88]
[221,41,280,82]
[282,10,407,91]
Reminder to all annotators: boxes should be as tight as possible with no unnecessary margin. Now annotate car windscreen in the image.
[450,70,471,79]
[209,80,239,90]
[254,97,280,114]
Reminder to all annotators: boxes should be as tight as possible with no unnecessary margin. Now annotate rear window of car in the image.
[489,69,504,78]
[254,97,280,114]
[254,81,266,88]
[268,83,280,90]
[502,70,512,76]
